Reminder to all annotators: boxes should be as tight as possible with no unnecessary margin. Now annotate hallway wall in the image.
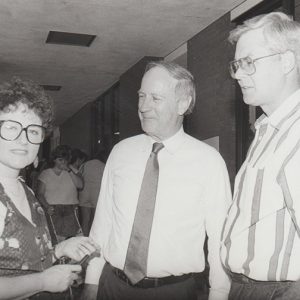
[296,0,300,20]
[187,13,237,184]
[60,102,93,156]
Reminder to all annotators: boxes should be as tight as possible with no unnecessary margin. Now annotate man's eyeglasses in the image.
[229,53,281,78]
[0,120,46,144]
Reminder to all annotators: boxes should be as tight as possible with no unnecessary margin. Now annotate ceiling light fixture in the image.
[40,84,62,91]
[46,31,96,47]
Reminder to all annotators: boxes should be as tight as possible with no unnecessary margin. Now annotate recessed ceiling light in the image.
[40,84,62,91]
[46,31,96,47]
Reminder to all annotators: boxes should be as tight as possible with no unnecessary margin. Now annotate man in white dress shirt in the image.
[221,12,300,299]
[83,61,231,300]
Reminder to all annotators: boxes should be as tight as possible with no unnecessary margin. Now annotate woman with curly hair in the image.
[0,77,98,299]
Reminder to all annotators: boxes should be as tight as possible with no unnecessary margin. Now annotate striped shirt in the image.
[221,89,300,281]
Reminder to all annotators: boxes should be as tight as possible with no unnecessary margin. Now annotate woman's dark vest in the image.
[0,181,53,276]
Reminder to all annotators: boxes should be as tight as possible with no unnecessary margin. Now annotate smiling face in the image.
[234,28,286,115]
[0,103,42,177]
[138,66,184,141]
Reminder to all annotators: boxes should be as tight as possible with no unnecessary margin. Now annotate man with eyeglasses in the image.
[221,12,300,300]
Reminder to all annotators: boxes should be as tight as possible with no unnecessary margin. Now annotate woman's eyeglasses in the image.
[0,120,45,144]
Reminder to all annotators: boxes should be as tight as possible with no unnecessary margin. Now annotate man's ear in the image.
[282,50,296,75]
[177,96,192,116]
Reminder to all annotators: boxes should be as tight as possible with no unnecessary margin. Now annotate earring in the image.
[33,156,39,168]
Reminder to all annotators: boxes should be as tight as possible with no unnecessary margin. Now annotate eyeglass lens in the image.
[229,53,281,78]
[0,120,45,144]
[229,57,255,78]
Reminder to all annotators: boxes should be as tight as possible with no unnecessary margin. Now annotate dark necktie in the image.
[124,142,164,284]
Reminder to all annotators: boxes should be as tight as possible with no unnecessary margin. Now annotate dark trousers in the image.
[30,291,71,299]
[97,263,199,300]
[229,273,296,300]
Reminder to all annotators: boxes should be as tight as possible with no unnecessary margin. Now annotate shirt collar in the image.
[255,89,300,130]
[142,127,186,154]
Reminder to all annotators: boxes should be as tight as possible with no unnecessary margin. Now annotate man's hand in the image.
[55,237,99,261]
[81,283,98,300]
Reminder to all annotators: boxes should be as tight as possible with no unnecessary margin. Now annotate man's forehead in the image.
[235,28,267,58]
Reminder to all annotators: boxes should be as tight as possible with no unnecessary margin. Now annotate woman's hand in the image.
[39,264,81,292]
[55,237,99,261]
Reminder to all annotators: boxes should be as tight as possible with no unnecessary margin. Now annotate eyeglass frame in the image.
[229,52,281,78]
[0,120,46,145]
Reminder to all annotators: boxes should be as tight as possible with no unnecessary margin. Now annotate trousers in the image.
[97,263,202,300]
[229,272,297,300]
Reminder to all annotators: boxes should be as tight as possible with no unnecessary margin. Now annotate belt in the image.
[111,266,194,288]
[229,272,293,284]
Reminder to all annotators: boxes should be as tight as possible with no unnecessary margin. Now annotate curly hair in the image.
[0,77,54,132]
[70,148,88,164]
[49,144,72,167]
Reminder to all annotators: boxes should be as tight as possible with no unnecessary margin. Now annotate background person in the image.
[70,148,88,175]
[78,152,106,236]
[0,77,97,299]
[83,61,231,300]
[37,145,83,243]
[221,12,300,300]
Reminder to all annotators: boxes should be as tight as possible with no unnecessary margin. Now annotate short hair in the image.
[0,77,53,133]
[51,145,71,163]
[229,12,300,72]
[70,148,88,164]
[145,61,196,115]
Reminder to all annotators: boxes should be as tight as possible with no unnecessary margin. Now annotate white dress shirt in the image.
[221,89,300,281]
[86,127,231,299]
